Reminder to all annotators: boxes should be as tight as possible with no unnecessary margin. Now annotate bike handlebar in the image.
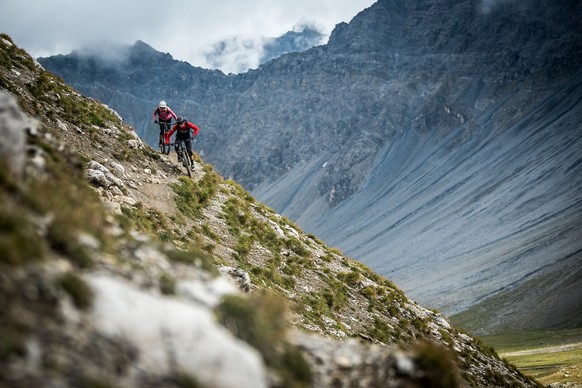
[165,136,198,146]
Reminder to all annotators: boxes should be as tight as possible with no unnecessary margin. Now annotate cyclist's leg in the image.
[186,139,194,161]
[158,123,165,145]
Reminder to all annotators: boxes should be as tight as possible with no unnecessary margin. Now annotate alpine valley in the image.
[39,0,582,336]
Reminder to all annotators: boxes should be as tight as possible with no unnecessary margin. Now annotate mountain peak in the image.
[131,39,168,57]
[327,0,582,64]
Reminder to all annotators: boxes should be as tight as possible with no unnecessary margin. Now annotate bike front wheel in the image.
[182,157,192,178]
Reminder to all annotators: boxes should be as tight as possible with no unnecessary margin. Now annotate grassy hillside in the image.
[480,329,582,385]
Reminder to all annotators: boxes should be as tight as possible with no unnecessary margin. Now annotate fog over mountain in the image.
[205,24,326,74]
[39,0,582,334]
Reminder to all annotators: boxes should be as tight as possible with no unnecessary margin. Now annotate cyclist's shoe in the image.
[177,154,183,162]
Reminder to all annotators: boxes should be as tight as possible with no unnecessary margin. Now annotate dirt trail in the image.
[500,342,582,357]
[126,151,203,217]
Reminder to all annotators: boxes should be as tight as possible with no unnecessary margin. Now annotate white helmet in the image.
[159,100,167,108]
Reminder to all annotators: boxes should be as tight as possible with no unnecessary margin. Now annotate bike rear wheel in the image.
[160,124,172,154]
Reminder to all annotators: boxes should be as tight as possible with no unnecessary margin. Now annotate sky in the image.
[1,0,377,74]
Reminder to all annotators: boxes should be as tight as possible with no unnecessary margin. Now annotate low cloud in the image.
[203,36,267,75]
[0,0,376,73]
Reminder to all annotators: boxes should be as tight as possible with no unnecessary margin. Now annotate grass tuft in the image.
[215,291,312,386]
[413,339,460,388]
[57,272,93,310]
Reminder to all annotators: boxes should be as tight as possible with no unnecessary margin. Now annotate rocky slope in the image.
[0,35,539,387]
[37,0,582,334]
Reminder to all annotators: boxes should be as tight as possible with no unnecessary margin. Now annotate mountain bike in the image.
[157,121,172,155]
[170,139,193,177]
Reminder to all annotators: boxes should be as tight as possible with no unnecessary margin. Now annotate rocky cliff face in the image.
[38,0,582,334]
[1,34,538,387]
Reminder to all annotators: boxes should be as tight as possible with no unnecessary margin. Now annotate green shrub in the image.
[369,317,392,343]
[282,260,303,277]
[193,169,221,205]
[201,223,219,241]
[279,344,313,387]
[58,272,93,310]
[22,155,110,267]
[337,269,362,287]
[171,174,219,219]
[0,208,44,265]
[170,372,200,388]
[164,246,217,276]
[413,340,459,388]
[250,262,297,291]
[361,285,378,300]
[47,221,94,268]
[321,279,349,309]
[215,292,287,362]
[202,243,215,254]
[284,237,309,258]
[234,234,253,260]
[328,247,343,255]
[411,317,429,334]
[0,325,27,359]
[81,376,118,388]
[225,179,254,203]
[159,273,176,295]
[121,203,175,242]
[215,292,311,387]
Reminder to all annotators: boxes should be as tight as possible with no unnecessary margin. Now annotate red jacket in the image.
[153,106,178,122]
[165,121,199,144]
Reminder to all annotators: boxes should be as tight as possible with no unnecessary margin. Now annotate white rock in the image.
[109,162,125,175]
[56,119,68,131]
[77,232,100,250]
[0,91,27,177]
[128,139,141,149]
[103,201,122,216]
[86,275,267,388]
[86,161,124,188]
[178,276,241,308]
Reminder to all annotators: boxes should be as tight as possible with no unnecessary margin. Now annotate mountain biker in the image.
[153,100,178,146]
[164,116,199,163]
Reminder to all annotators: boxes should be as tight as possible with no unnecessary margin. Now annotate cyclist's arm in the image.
[168,108,178,121]
[189,123,200,137]
[164,126,177,144]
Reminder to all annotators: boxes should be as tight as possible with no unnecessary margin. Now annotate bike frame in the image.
[170,138,193,177]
